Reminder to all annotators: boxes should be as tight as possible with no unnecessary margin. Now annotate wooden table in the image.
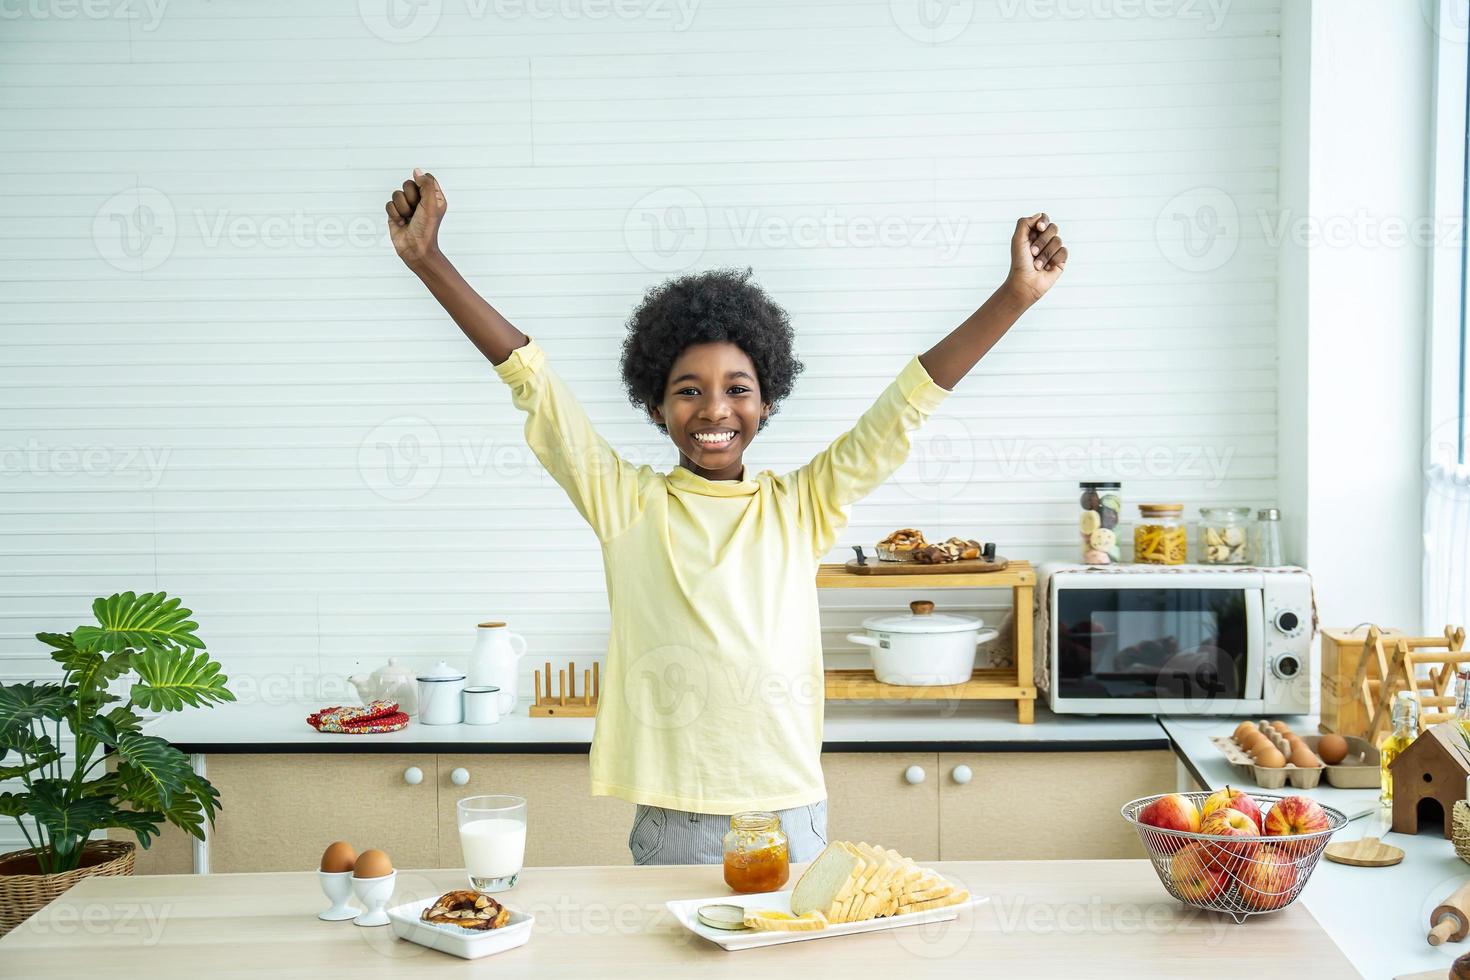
[0,860,1357,978]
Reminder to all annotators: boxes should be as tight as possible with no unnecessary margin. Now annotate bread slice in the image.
[790,844,860,916]
[790,840,966,926]
[744,909,828,932]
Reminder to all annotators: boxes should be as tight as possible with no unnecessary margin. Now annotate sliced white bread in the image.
[789,843,860,916]
[790,840,969,925]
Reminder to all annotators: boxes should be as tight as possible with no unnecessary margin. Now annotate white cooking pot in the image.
[847,600,998,686]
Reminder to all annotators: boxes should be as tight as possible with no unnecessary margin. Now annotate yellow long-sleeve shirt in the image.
[493,336,953,813]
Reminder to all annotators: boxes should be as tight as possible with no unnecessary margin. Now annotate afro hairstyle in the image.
[619,266,804,435]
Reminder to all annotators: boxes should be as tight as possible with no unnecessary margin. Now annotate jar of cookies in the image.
[1078,481,1121,564]
[1198,506,1251,564]
[1133,504,1186,564]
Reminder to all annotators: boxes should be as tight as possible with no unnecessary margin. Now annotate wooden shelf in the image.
[825,667,1037,701]
[816,560,1037,722]
[816,560,1035,590]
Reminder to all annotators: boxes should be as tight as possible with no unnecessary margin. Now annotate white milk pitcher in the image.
[467,621,527,715]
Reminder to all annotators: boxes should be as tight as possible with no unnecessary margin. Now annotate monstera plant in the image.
[0,591,234,875]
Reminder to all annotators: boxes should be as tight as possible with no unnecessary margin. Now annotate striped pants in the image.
[627,799,829,866]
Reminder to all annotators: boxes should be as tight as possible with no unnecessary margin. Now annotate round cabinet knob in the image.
[904,765,926,785]
[1274,610,1301,634]
[951,764,972,785]
[403,766,423,786]
[451,767,470,786]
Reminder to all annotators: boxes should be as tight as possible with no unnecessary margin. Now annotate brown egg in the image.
[320,840,357,873]
[1317,733,1350,766]
[1251,744,1286,768]
[1269,720,1292,735]
[353,848,393,879]
[1237,730,1265,752]
[1232,721,1256,742]
[1287,738,1320,768]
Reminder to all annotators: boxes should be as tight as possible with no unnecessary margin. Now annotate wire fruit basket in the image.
[1121,791,1348,924]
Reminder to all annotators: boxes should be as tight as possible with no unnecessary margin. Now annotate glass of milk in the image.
[457,795,527,892]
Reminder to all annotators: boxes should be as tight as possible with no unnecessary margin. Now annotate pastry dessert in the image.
[420,889,512,930]
[911,537,984,564]
[876,528,926,562]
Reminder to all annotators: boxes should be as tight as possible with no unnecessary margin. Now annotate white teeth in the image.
[694,431,735,445]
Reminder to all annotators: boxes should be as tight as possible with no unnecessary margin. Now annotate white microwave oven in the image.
[1038,563,1313,715]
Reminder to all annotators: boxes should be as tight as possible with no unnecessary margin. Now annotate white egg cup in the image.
[352,871,397,927]
[317,869,358,921]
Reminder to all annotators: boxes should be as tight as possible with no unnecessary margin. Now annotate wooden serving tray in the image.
[844,556,1009,576]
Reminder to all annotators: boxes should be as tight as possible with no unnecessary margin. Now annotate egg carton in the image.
[1302,734,1380,789]
[1210,722,1325,789]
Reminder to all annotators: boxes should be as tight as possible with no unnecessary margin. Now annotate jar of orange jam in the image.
[722,811,790,893]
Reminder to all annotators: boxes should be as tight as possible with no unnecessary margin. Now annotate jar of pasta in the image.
[1199,506,1251,564]
[1078,481,1122,564]
[1134,504,1187,564]
[722,811,790,893]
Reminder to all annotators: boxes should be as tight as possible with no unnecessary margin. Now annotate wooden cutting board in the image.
[845,556,1010,575]
[1324,836,1405,867]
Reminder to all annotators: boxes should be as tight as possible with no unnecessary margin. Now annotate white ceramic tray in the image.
[387,896,533,959]
[666,884,987,951]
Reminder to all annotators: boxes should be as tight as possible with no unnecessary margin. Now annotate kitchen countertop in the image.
[144,697,1172,754]
[1163,715,1466,980]
[0,860,1354,978]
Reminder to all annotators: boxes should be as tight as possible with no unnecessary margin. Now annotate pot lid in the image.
[417,660,466,682]
[860,600,983,635]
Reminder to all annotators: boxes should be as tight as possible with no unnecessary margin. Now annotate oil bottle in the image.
[1378,690,1419,805]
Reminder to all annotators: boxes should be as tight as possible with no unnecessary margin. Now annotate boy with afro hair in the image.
[387,169,1067,865]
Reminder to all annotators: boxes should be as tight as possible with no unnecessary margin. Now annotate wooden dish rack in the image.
[817,559,1037,723]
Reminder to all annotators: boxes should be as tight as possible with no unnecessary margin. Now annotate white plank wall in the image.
[0,0,1281,787]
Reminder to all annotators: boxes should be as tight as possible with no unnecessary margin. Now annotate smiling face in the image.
[649,341,770,481]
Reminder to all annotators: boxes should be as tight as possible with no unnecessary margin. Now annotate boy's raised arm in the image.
[386,168,528,365]
[918,213,1068,391]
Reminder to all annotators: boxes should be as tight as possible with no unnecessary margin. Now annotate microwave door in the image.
[1241,587,1264,699]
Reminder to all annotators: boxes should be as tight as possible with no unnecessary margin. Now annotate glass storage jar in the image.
[1133,504,1187,564]
[1199,506,1251,564]
[722,811,790,893]
[1078,481,1122,564]
[1252,508,1285,566]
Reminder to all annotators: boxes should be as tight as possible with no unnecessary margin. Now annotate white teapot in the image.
[347,657,419,716]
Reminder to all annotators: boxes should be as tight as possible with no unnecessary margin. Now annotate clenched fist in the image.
[1006,212,1068,304]
[386,167,447,267]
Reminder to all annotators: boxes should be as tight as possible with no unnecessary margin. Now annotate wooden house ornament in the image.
[1391,722,1470,838]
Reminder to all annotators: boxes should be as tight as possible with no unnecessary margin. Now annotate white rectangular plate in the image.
[387,896,534,960]
[665,883,987,951]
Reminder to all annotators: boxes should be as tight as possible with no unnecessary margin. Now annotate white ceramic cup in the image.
[352,871,396,927]
[464,686,501,726]
[317,869,357,921]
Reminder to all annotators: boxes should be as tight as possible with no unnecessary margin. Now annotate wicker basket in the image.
[0,839,135,937]
[1121,792,1346,924]
[1453,800,1470,865]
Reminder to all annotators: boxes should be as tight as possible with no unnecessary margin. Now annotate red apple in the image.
[1201,785,1263,833]
[1197,806,1260,872]
[1170,842,1230,903]
[1236,844,1299,911]
[1263,795,1330,836]
[1138,794,1201,852]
